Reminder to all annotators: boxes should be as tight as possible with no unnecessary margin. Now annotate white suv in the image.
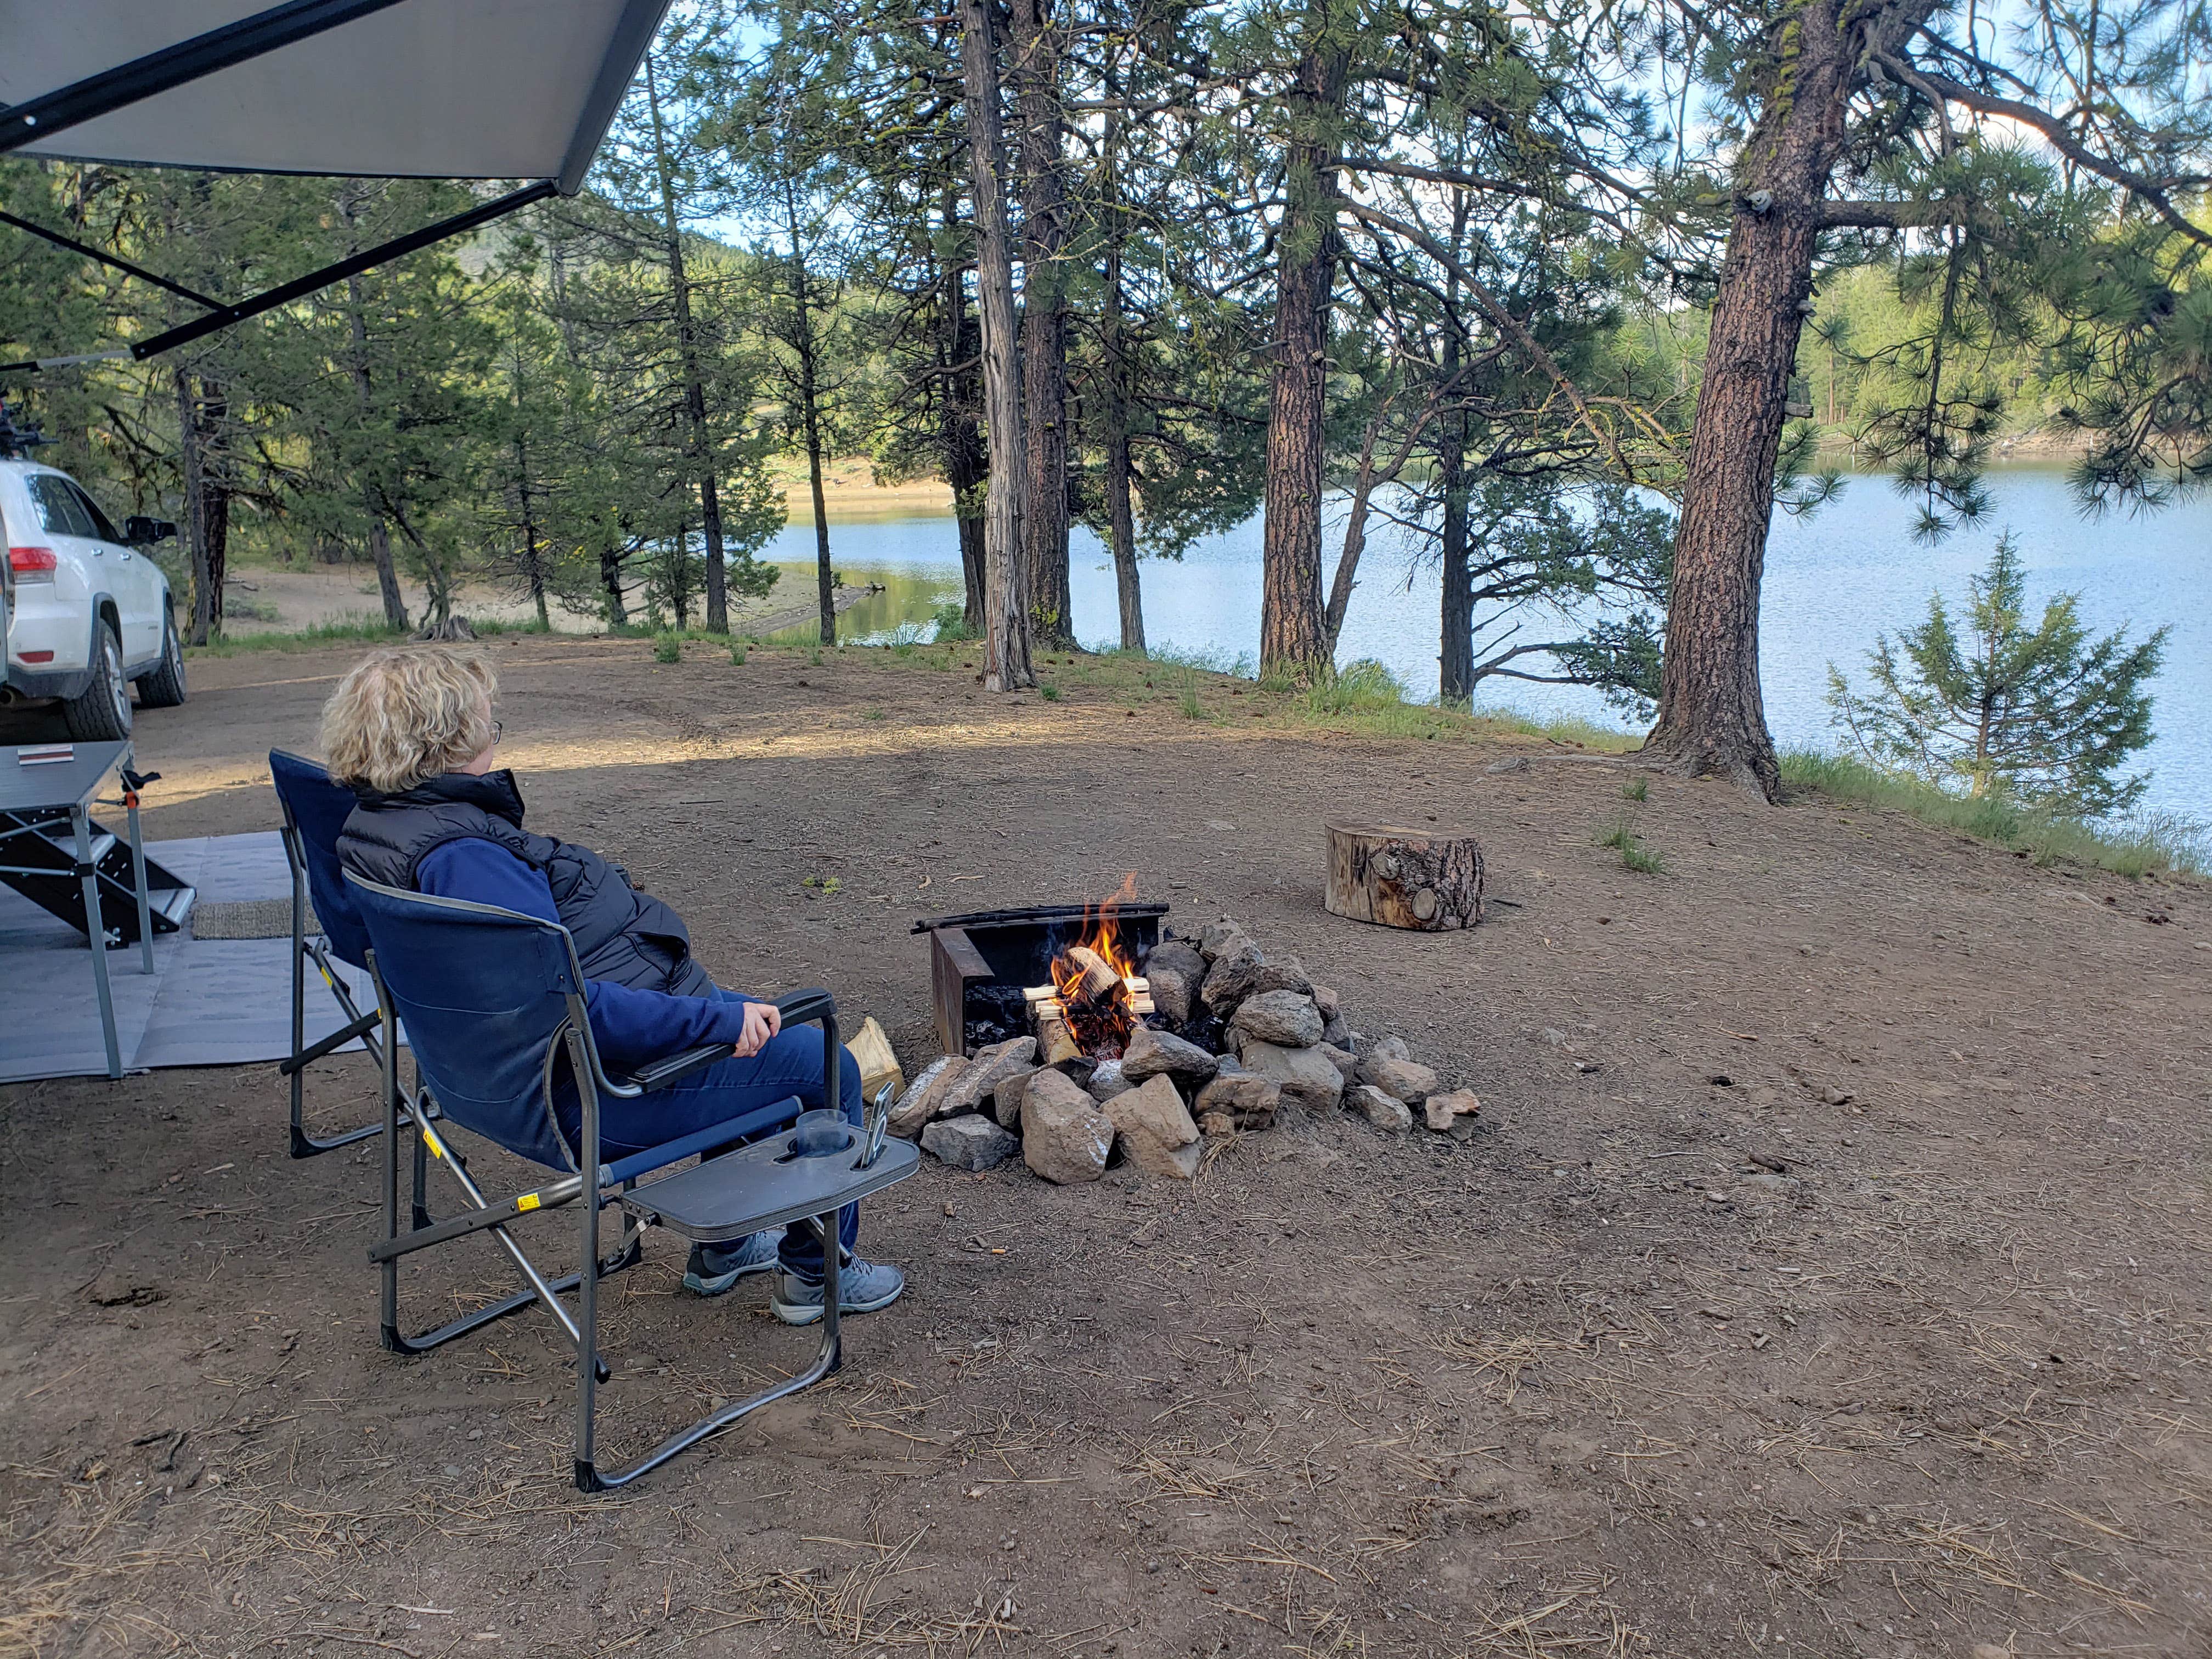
[1,458,188,740]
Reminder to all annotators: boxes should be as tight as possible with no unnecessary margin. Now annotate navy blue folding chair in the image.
[268,749,393,1158]
[345,871,918,1491]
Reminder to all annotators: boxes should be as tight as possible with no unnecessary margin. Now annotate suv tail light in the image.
[8,546,58,582]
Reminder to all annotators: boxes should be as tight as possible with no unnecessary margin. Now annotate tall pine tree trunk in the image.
[517,437,549,629]
[1644,0,1861,799]
[1099,100,1143,653]
[1437,397,1474,703]
[1102,233,1144,653]
[783,180,836,646]
[342,267,409,633]
[1012,0,1073,647]
[646,57,729,634]
[1261,25,1348,681]
[936,191,989,634]
[961,0,1036,691]
[173,366,230,645]
[600,546,629,625]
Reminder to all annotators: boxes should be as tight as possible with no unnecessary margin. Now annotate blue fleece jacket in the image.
[415,837,756,1077]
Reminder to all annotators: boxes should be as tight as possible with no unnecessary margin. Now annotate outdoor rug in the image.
[0,831,381,1083]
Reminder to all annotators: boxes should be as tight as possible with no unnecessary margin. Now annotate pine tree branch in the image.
[1906,68,2212,250]
[1339,199,1644,477]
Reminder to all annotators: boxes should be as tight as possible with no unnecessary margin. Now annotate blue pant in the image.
[599,988,864,1274]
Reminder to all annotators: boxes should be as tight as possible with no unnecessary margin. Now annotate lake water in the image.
[757,468,2210,821]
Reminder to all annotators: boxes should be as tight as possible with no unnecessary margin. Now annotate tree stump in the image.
[1325,821,1483,930]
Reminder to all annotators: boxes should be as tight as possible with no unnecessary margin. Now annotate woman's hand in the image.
[732,998,783,1058]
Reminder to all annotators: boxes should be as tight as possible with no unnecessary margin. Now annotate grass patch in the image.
[183,617,404,657]
[1174,667,1209,720]
[652,634,682,664]
[1781,749,2209,878]
[1623,775,1649,802]
[729,642,747,665]
[929,601,975,642]
[1596,814,1667,874]
[1039,682,1060,702]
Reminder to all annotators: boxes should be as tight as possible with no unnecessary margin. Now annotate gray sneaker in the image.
[771,1257,906,1325]
[682,1228,783,1296]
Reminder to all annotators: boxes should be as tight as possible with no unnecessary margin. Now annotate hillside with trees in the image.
[4,0,2209,809]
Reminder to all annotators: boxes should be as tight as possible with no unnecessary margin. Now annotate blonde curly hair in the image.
[320,646,496,793]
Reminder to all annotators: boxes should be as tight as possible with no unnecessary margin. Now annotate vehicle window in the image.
[66,482,122,543]
[28,475,94,537]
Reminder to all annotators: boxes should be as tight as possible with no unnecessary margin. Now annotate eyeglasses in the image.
[491,720,504,744]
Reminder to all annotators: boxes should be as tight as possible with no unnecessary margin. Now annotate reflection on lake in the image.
[755,467,2209,820]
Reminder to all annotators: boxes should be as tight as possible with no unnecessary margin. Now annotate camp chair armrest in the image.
[772,987,835,1027]
[622,1041,735,1094]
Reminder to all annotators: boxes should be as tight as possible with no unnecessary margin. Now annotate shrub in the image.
[1827,532,2167,815]
[652,634,681,664]
[930,600,976,642]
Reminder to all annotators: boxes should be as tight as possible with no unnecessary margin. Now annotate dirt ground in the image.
[4,635,2208,1659]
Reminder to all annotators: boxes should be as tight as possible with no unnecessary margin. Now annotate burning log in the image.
[1063,944,1122,1002]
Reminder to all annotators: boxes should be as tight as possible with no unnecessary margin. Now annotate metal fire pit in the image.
[911,902,1169,1058]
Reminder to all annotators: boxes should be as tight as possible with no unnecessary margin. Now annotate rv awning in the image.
[0,0,669,194]
[0,1,673,373]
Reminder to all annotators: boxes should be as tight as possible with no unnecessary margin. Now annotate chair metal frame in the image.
[269,748,393,1159]
[345,871,913,1492]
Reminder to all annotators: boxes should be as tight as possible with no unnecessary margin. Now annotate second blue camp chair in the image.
[345,871,917,1491]
[268,748,392,1158]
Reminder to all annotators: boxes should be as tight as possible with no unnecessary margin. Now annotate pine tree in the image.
[1827,533,2167,814]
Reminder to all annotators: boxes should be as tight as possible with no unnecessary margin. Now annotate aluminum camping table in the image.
[0,741,155,1078]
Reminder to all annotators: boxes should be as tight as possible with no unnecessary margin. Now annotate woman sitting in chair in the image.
[323,644,902,1325]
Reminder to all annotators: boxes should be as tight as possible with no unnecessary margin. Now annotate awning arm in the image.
[0,210,228,310]
[0,0,410,158]
[0,179,557,375]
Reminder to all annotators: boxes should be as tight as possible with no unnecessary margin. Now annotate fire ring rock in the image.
[1236,1039,1345,1111]
[1424,1089,1482,1137]
[1193,1072,1281,1131]
[1020,1069,1115,1183]
[1104,1074,1203,1181]
[888,1055,966,1139]
[1358,1053,1441,1105]
[945,1036,1038,1116]
[1347,1084,1414,1132]
[992,1065,1040,1128]
[1199,941,1267,1013]
[921,1115,1019,1171]
[1231,989,1325,1049]
[1122,1024,1219,1085]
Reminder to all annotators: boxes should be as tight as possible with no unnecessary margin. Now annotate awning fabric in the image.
[0,1,670,194]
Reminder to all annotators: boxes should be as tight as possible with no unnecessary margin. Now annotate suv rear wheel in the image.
[137,610,187,709]
[62,620,132,741]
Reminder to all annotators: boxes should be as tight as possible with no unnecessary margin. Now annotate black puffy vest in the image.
[337,770,712,997]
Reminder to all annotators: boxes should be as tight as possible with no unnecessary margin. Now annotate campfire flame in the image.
[1049,874,1142,1057]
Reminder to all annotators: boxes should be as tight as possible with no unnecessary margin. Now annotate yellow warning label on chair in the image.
[421,1127,447,1160]
[516,1192,541,1213]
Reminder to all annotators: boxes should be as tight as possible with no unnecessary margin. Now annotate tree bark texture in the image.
[173,366,229,646]
[646,57,728,633]
[936,193,990,634]
[785,181,836,646]
[1437,400,1474,703]
[1325,821,1485,930]
[961,0,1036,690]
[1646,0,1921,798]
[1012,0,1074,647]
[1261,27,1349,681]
[1102,234,1144,653]
[341,270,408,632]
